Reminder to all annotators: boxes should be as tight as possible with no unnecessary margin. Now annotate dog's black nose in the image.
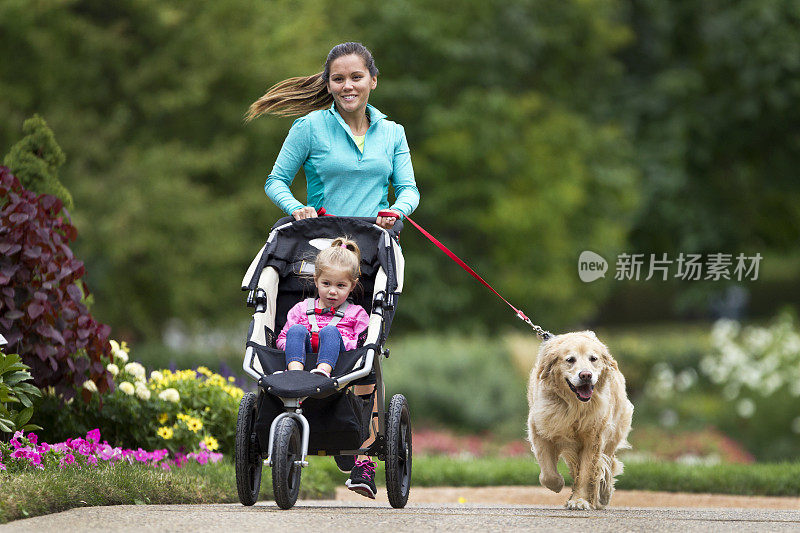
[579,371,592,382]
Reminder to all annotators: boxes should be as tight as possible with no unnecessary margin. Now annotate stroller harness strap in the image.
[305,298,349,352]
[376,210,553,341]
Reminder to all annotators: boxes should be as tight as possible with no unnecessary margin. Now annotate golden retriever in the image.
[526,331,633,510]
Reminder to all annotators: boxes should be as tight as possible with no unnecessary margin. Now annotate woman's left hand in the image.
[376,210,401,229]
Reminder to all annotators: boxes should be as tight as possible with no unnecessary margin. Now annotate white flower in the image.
[110,340,120,352]
[135,384,151,401]
[159,388,180,403]
[106,363,119,376]
[150,370,164,382]
[736,398,755,418]
[124,362,146,380]
[119,381,135,396]
[792,417,800,434]
[82,380,98,393]
[114,349,129,364]
[675,368,698,391]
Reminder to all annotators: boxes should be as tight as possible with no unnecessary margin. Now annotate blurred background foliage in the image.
[2,0,798,338]
[3,0,800,459]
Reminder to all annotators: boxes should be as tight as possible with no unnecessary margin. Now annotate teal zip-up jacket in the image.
[265,103,420,218]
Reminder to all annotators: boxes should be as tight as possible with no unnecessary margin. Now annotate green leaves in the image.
[0,348,43,435]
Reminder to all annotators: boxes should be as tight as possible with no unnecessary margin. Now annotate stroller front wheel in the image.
[272,416,302,509]
[235,392,262,506]
[385,394,412,508]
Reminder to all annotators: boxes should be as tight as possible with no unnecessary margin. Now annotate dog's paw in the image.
[565,498,592,510]
[539,472,564,493]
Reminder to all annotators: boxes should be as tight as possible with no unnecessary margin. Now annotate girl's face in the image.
[315,268,356,309]
[327,54,377,117]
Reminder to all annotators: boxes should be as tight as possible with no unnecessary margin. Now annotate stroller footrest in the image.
[259,370,338,398]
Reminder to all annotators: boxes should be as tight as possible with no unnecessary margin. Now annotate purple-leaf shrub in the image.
[0,166,112,400]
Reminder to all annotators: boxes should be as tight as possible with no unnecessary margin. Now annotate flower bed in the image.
[0,429,221,473]
[33,340,243,456]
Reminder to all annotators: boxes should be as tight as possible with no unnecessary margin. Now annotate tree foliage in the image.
[1,0,797,338]
[3,115,72,211]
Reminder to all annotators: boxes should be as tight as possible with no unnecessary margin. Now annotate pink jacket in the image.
[276,299,370,351]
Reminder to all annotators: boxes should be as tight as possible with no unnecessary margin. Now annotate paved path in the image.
[3,488,799,532]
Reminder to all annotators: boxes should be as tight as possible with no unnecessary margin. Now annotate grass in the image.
[308,455,800,497]
[0,460,335,524]
[3,456,798,524]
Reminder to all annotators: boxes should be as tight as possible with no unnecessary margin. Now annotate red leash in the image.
[315,208,551,340]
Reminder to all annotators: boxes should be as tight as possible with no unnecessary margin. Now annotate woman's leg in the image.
[316,325,345,374]
[284,324,311,370]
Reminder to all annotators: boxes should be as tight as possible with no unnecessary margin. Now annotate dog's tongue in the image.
[577,384,593,400]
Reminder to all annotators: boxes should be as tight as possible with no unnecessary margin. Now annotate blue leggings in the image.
[284,324,344,370]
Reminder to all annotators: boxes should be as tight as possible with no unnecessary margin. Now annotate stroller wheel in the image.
[385,394,412,508]
[272,416,302,509]
[235,392,262,506]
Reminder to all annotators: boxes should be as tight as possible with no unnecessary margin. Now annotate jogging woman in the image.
[247,42,419,498]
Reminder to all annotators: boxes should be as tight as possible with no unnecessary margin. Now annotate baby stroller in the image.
[236,215,412,510]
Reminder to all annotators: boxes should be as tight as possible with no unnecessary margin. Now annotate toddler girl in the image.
[276,237,370,377]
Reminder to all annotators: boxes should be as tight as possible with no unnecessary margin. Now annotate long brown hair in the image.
[245,42,379,121]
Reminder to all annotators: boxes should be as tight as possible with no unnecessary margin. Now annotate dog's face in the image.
[537,331,615,403]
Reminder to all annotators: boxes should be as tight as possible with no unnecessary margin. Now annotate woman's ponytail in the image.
[245,73,332,121]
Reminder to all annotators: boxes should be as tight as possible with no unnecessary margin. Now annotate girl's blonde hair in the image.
[314,237,361,283]
[245,42,379,121]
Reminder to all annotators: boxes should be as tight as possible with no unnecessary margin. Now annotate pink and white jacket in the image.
[276,299,370,351]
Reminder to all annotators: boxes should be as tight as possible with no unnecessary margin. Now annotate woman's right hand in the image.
[292,206,318,220]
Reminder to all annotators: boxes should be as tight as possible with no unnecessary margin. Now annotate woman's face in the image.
[327,54,377,116]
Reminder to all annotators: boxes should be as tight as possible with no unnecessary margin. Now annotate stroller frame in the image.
[236,216,412,509]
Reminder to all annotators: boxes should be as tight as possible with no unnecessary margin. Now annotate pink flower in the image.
[86,456,98,466]
[78,443,93,456]
[188,452,209,465]
[86,429,101,444]
[38,443,50,454]
[174,453,188,468]
[160,462,172,471]
[59,454,76,469]
[133,449,149,462]
[98,444,117,461]
[27,433,38,446]
[0,462,5,471]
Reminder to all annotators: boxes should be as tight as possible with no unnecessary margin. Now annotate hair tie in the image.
[340,243,348,249]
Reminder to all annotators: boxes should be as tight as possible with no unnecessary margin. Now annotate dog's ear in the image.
[537,347,558,381]
[600,343,618,372]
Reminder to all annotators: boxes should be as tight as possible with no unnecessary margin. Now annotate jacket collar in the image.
[328,103,386,136]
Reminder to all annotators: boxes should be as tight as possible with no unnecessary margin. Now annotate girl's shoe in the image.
[310,368,331,378]
[345,459,376,499]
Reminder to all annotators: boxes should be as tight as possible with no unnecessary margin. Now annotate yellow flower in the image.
[158,413,169,424]
[203,435,219,451]
[228,376,235,382]
[204,407,211,412]
[197,366,212,377]
[186,417,203,433]
[157,426,174,440]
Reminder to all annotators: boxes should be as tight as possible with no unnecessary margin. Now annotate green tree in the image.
[3,115,73,210]
[620,0,800,253]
